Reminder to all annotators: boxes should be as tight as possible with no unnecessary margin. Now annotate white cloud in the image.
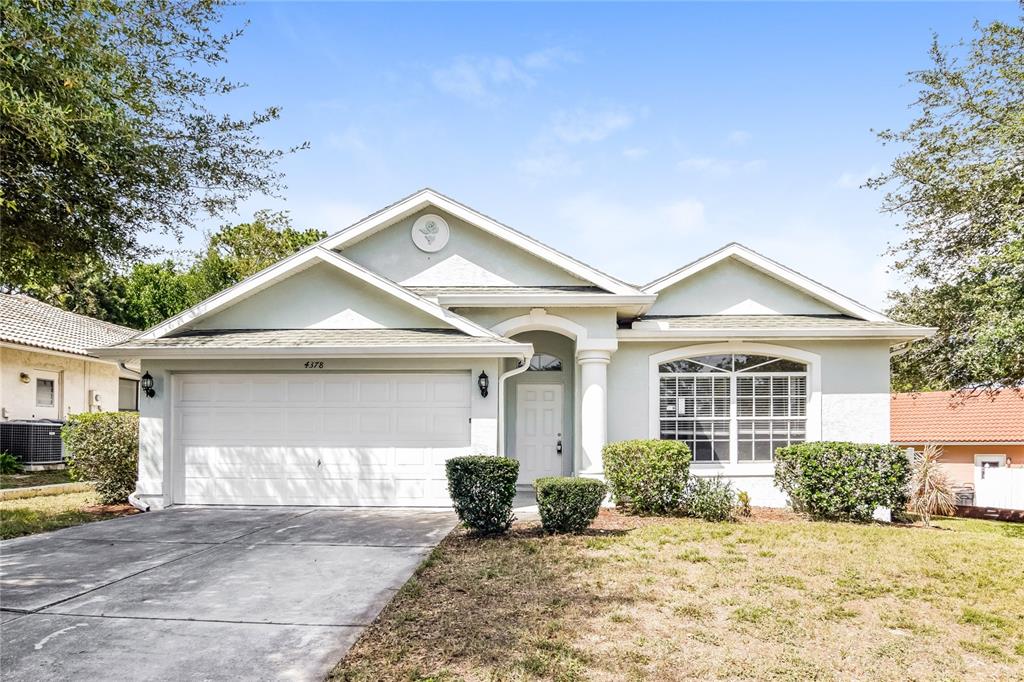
[431,56,533,105]
[516,151,583,180]
[326,127,386,173]
[726,130,752,146]
[622,147,649,159]
[835,166,880,189]
[431,47,578,105]
[678,157,765,178]
[556,193,707,282]
[550,108,634,144]
[520,47,580,70]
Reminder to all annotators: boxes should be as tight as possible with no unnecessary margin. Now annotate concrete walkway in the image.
[0,506,456,681]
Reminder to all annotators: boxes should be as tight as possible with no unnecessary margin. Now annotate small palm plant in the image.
[908,444,956,526]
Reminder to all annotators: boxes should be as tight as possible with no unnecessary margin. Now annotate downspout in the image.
[497,352,533,457]
[128,490,150,512]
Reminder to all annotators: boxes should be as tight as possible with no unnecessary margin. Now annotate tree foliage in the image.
[0,0,304,291]
[23,211,325,329]
[871,9,1024,390]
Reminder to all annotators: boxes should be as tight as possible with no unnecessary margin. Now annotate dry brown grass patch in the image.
[330,510,1024,681]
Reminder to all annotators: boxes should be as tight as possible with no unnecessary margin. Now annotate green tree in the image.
[871,9,1024,391]
[42,211,326,329]
[0,0,304,292]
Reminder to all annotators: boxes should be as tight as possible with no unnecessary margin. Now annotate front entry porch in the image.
[497,319,614,488]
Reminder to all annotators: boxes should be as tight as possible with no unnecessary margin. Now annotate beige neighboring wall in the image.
[0,345,121,419]
[901,443,1024,488]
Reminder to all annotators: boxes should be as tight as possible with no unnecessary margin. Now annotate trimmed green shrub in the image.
[445,455,519,534]
[534,476,606,533]
[0,452,23,474]
[774,441,911,522]
[603,439,691,514]
[685,476,736,522]
[61,412,139,504]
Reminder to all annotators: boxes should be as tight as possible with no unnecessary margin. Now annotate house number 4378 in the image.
[303,361,324,369]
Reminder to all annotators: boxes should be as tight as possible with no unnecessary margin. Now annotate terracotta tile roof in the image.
[891,390,1024,443]
[0,293,138,357]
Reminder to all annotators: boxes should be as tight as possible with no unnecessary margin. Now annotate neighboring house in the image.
[92,189,934,509]
[0,293,140,421]
[892,390,1024,511]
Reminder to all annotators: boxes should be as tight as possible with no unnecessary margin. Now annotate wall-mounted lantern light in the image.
[19,372,30,384]
[477,371,489,398]
[141,372,156,398]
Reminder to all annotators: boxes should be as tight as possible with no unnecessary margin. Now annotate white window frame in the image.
[648,343,822,471]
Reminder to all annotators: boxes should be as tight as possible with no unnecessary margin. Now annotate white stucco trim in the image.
[646,342,822,443]
[90,343,534,360]
[131,247,499,342]
[619,328,935,341]
[435,294,656,307]
[320,189,645,296]
[491,309,618,352]
[642,243,891,323]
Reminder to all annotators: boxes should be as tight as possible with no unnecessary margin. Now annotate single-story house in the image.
[92,189,935,509]
[892,390,1024,510]
[1,293,140,421]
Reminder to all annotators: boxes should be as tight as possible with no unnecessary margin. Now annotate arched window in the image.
[526,353,562,371]
[658,353,808,463]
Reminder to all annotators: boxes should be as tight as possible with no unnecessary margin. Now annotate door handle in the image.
[556,439,563,455]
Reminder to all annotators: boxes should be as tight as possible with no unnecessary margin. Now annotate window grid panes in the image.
[659,355,808,463]
[659,375,731,461]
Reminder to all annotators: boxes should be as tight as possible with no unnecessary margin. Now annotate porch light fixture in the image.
[477,371,489,398]
[141,372,156,398]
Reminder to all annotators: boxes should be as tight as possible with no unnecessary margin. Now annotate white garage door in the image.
[173,373,471,506]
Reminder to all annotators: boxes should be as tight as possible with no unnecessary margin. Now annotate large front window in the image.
[659,354,807,462]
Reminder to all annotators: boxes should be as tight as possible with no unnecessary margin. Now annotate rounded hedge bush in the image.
[774,441,910,521]
[61,411,139,504]
[603,439,691,514]
[534,476,606,533]
[445,455,519,534]
[685,476,736,522]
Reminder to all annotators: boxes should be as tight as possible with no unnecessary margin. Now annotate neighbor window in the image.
[659,354,807,463]
[119,378,139,412]
[35,378,55,407]
[527,353,562,371]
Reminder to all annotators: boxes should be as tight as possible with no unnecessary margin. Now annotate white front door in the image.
[974,454,1008,508]
[515,384,564,484]
[33,370,61,420]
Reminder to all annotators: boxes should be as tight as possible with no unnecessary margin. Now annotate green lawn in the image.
[0,490,136,540]
[331,510,1024,681]
[0,468,72,489]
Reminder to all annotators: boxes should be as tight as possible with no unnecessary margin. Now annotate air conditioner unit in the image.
[0,420,65,466]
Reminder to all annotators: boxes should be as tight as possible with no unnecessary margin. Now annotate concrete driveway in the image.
[0,506,456,681]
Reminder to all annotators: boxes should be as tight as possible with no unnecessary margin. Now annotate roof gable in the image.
[138,248,500,340]
[644,243,890,322]
[322,189,643,295]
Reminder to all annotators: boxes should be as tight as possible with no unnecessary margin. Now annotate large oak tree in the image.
[872,8,1024,391]
[0,0,304,291]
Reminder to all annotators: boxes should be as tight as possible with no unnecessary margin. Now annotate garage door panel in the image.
[175,373,470,506]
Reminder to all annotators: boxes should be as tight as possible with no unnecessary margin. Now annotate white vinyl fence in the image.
[975,466,1024,511]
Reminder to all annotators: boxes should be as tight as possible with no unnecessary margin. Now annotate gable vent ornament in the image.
[411,214,450,253]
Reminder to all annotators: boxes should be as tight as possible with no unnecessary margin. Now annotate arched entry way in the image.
[504,330,575,483]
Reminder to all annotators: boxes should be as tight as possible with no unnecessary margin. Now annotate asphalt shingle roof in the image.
[891,390,1024,443]
[0,293,137,357]
[642,314,922,330]
[409,285,608,296]
[105,328,515,349]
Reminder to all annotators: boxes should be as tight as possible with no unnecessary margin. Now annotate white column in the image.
[577,349,611,478]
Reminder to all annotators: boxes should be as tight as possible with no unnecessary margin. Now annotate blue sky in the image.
[157,1,1019,309]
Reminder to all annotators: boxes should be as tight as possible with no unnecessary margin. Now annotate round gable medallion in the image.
[411,214,450,253]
